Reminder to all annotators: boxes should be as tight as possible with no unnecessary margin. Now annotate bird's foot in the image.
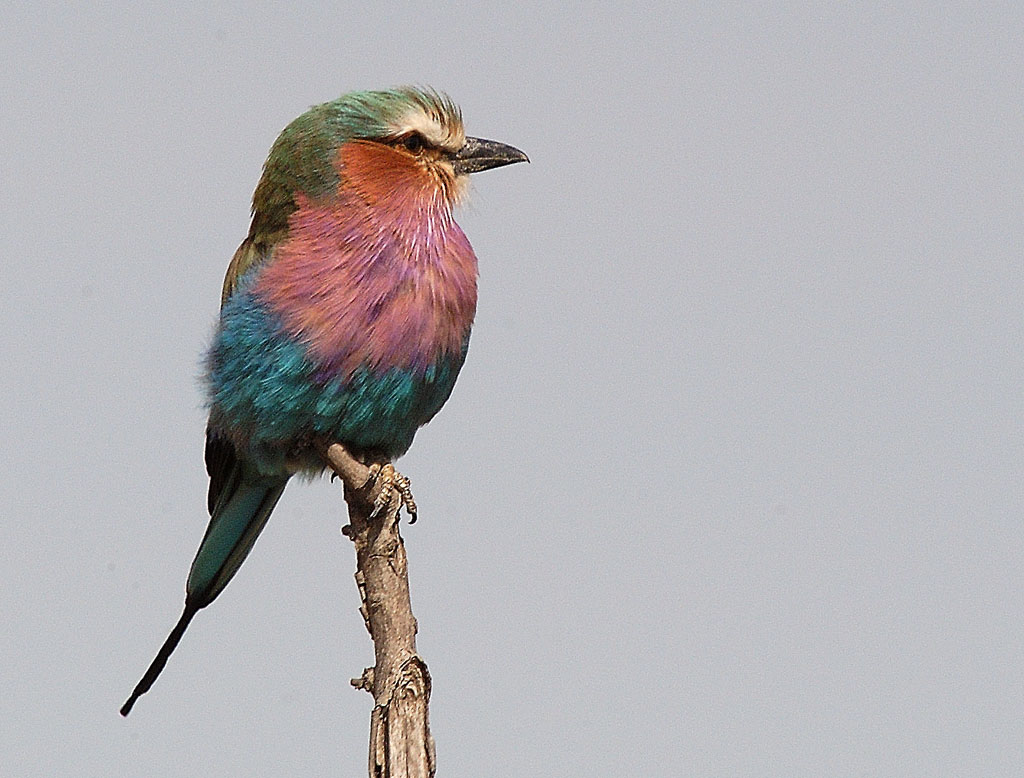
[365,463,418,523]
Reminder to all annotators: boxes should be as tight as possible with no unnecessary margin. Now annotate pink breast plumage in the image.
[253,142,479,377]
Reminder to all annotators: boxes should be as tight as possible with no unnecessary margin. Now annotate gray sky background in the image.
[2,3,1022,776]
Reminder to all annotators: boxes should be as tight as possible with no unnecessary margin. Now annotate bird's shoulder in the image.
[220,231,287,306]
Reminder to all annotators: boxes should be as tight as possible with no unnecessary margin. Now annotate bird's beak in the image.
[451,137,529,175]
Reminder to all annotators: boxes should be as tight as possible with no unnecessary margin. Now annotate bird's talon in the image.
[363,463,417,522]
[394,475,418,523]
[370,464,394,518]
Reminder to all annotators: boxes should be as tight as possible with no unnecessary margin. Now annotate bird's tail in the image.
[119,601,198,716]
[120,468,288,716]
[185,470,289,608]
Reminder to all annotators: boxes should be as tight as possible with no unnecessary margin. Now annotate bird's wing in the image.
[204,427,239,515]
[199,224,293,597]
[220,230,287,305]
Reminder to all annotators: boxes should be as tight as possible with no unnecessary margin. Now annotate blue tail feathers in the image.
[186,472,288,607]
[121,437,289,716]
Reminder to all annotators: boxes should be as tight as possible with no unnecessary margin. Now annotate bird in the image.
[120,87,527,716]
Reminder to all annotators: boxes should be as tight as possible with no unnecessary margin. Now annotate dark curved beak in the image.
[451,137,529,175]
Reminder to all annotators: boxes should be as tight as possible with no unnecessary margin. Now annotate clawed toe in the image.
[364,463,418,523]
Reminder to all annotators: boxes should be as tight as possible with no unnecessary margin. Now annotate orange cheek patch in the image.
[341,142,430,207]
[341,140,458,210]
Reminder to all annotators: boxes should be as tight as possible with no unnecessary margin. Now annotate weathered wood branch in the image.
[322,443,436,778]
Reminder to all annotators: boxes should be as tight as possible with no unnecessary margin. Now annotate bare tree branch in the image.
[322,443,436,778]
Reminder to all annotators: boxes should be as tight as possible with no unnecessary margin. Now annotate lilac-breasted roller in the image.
[121,88,527,715]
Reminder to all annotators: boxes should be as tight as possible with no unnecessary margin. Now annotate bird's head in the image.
[249,87,527,239]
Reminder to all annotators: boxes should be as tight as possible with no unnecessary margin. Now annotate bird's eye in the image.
[400,133,425,153]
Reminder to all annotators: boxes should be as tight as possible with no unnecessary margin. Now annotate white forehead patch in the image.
[393,106,466,152]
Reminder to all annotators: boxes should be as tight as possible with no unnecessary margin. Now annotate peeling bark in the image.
[323,443,435,778]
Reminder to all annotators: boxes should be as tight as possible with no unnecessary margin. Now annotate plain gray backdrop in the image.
[2,2,1021,776]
